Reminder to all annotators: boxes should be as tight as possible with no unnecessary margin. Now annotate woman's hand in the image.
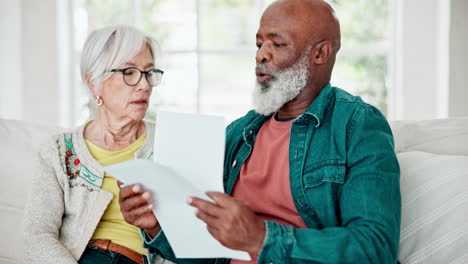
[118,183,160,237]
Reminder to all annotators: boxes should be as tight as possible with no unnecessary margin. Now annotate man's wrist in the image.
[251,221,266,255]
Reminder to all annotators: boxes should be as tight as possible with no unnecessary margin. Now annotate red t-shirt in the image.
[231,116,307,264]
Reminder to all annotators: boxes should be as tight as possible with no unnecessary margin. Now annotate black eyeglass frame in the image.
[110,67,164,87]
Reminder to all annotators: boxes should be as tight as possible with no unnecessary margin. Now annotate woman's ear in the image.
[85,72,98,97]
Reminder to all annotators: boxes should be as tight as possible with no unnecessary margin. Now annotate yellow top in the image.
[86,132,147,255]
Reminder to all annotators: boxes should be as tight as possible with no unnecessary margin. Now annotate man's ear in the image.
[85,72,98,97]
[311,40,332,65]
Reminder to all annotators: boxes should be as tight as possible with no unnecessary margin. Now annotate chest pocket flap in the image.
[303,160,346,188]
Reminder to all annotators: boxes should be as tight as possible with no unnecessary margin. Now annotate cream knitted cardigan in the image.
[21,121,168,264]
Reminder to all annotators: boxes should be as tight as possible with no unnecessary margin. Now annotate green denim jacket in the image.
[143,83,401,264]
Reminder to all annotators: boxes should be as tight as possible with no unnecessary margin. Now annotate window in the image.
[73,0,392,125]
[330,0,392,115]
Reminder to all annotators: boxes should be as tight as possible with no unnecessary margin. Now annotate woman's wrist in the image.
[144,224,161,239]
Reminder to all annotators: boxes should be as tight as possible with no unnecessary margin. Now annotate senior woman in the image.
[22,25,171,264]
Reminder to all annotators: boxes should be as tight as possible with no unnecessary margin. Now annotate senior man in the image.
[119,0,401,263]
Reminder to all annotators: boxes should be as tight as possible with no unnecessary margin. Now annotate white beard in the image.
[253,50,310,116]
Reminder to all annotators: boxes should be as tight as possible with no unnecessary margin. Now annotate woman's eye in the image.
[256,44,262,49]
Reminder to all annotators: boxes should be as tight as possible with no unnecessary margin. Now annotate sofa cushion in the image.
[397,151,468,264]
[391,118,468,155]
[0,119,62,263]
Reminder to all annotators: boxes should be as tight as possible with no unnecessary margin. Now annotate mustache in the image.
[255,63,275,75]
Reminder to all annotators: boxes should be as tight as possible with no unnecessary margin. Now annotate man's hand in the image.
[187,191,266,255]
[118,183,160,237]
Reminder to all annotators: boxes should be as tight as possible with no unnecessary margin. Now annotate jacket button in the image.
[232,160,237,168]
[249,130,253,134]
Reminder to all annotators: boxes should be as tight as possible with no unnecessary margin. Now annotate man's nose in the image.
[256,45,272,63]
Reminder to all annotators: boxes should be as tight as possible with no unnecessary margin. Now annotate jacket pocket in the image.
[303,159,346,189]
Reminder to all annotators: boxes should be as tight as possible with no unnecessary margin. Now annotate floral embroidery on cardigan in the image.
[63,134,101,187]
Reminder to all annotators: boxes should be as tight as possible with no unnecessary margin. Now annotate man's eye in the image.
[256,44,262,49]
[273,43,286,47]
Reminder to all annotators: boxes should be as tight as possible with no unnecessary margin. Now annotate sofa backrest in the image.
[391,117,468,155]
[390,117,468,263]
[1,117,467,263]
[0,119,63,263]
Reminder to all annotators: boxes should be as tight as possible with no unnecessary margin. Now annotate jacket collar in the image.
[294,83,333,127]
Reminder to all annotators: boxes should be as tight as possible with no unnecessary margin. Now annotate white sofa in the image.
[1,118,467,264]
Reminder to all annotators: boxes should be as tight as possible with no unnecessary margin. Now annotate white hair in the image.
[253,46,311,116]
[80,25,160,95]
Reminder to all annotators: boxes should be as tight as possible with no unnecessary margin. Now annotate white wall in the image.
[393,0,448,120]
[0,0,23,120]
[393,0,468,120]
[0,0,69,127]
[21,0,61,126]
[448,0,468,117]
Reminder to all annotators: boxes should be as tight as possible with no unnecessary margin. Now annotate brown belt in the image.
[88,240,144,264]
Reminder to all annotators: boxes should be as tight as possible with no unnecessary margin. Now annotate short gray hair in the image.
[80,25,160,94]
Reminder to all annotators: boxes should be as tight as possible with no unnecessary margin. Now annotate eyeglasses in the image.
[110,67,164,87]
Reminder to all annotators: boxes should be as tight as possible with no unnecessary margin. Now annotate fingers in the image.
[126,203,154,219]
[195,208,217,226]
[120,191,152,212]
[119,184,143,200]
[206,191,235,207]
[187,196,222,217]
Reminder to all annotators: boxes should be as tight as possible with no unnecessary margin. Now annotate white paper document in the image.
[105,111,250,261]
